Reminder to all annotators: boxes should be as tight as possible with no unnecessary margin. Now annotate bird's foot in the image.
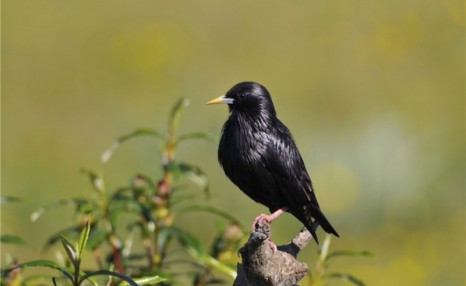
[252,213,272,230]
[251,208,287,231]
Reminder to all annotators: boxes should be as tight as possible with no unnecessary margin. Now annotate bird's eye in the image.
[238,93,246,100]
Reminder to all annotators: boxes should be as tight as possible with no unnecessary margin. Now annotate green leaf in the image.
[61,236,79,265]
[131,173,157,192]
[318,234,332,262]
[76,220,91,260]
[1,260,73,282]
[201,255,236,278]
[31,198,88,222]
[80,270,139,286]
[0,195,22,204]
[158,226,236,278]
[175,204,240,224]
[168,98,190,135]
[43,226,81,250]
[158,226,203,254]
[186,245,236,278]
[175,132,217,144]
[80,168,105,193]
[101,128,164,163]
[86,228,107,250]
[325,272,366,286]
[108,199,144,227]
[326,250,373,260]
[177,162,210,197]
[175,227,203,254]
[118,275,168,286]
[0,234,27,245]
[111,186,136,200]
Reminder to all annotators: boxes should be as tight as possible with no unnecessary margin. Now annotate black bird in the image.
[207,81,339,243]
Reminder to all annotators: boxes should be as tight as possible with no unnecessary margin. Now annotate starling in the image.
[207,81,339,243]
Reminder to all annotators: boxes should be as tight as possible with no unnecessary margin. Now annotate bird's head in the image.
[207,81,277,118]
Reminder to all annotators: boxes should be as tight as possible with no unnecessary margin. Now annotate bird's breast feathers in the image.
[219,114,314,203]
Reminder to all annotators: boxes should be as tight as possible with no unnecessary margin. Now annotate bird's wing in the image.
[261,120,318,208]
[261,120,339,238]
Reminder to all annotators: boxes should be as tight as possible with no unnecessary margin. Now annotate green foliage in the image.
[0,235,27,246]
[305,234,371,286]
[1,221,144,286]
[1,99,369,286]
[1,99,244,286]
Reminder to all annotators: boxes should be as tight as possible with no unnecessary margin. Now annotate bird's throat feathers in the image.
[226,111,273,140]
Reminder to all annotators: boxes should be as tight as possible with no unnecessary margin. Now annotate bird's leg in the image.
[252,208,288,252]
[252,208,287,230]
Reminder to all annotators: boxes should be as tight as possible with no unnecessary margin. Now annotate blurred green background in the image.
[2,0,464,285]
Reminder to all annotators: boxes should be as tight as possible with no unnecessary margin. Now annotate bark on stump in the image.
[233,220,313,286]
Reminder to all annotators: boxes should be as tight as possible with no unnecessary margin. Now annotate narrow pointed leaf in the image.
[131,173,157,192]
[203,255,237,278]
[77,220,91,259]
[43,226,81,250]
[168,98,190,135]
[158,226,203,254]
[325,272,366,286]
[86,228,107,250]
[31,199,87,222]
[185,246,236,278]
[177,162,209,197]
[108,199,143,228]
[176,132,216,144]
[80,270,138,286]
[0,195,22,204]
[101,128,164,163]
[318,234,332,262]
[159,226,236,278]
[2,260,73,281]
[61,236,78,265]
[0,234,27,245]
[326,250,373,260]
[175,204,240,224]
[80,168,105,193]
[118,276,168,286]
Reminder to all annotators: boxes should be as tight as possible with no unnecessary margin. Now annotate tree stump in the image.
[233,220,313,286]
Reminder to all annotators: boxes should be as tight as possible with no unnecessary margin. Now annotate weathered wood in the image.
[233,221,313,286]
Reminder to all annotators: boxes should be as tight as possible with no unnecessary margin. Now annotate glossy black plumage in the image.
[209,81,339,243]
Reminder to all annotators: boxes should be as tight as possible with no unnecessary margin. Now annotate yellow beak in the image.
[206,95,234,105]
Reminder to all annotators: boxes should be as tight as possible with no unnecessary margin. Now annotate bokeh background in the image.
[2,1,464,285]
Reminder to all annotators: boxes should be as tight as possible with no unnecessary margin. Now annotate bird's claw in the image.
[252,209,286,231]
[252,213,271,230]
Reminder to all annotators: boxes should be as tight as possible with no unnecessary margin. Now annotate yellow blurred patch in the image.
[387,257,426,285]
[111,23,190,75]
[373,12,421,62]
[444,0,464,26]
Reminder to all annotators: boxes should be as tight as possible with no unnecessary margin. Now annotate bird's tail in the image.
[301,204,339,244]
[311,204,339,236]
